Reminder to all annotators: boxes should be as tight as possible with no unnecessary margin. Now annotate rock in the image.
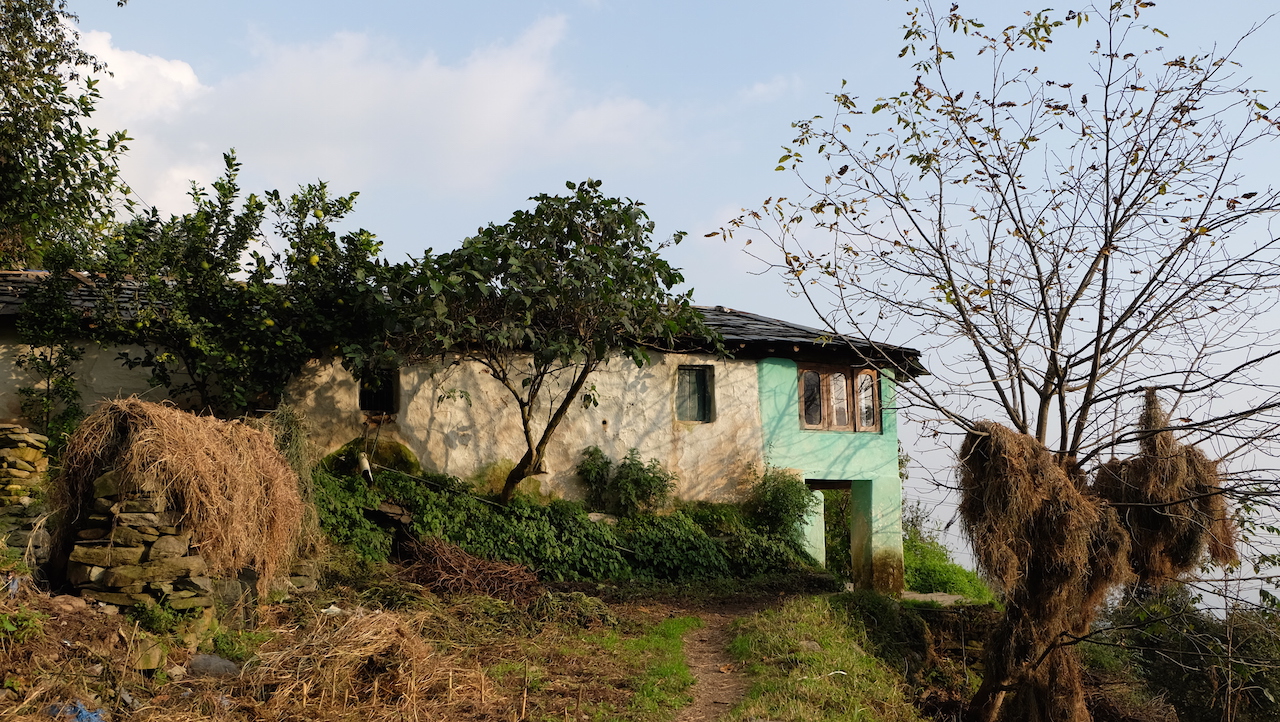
[49,595,89,612]
[174,576,214,594]
[213,579,251,606]
[0,447,42,464]
[5,528,49,548]
[189,653,239,677]
[121,496,166,513]
[146,532,190,561]
[70,544,146,567]
[288,575,318,593]
[1,469,30,479]
[587,512,619,525]
[93,470,122,498]
[4,459,35,472]
[290,560,320,578]
[798,640,823,653]
[67,562,108,586]
[91,497,117,513]
[101,556,207,587]
[131,635,166,670]
[165,664,187,681]
[168,595,213,610]
[110,526,158,546]
[114,512,160,526]
[81,589,149,606]
[77,528,109,541]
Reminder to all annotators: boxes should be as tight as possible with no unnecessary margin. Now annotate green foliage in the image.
[0,0,130,267]
[623,616,701,716]
[578,446,676,517]
[617,512,731,582]
[829,590,933,673]
[1109,586,1280,722]
[14,245,84,445]
[94,153,396,416]
[124,600,197,635]
[398,180,720,501]
[208,628,272,664]
[312,467,393,561]
[902,506,996,604]
[0,605,45,645]
[742,467,817,544]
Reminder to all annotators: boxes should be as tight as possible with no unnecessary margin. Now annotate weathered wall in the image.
[757,357,904,591]
[286,352,766,501]
[0,326,173,423]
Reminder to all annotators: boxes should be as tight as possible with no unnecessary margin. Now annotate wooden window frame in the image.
[359,368,400,415]
[675,365,715,423]
[798,365,880,432]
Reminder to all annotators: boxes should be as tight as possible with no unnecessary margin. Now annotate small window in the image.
[798,366,879,431]
[676,365,714,422]
[359,368,399,415]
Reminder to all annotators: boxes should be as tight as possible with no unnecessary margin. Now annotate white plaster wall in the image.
[0,328,171,423]
[285,352,766,502]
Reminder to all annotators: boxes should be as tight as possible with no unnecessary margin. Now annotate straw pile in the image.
[400,536,543,606]
[53,398,303,596]
[1092,389,1238,585]
[958,422,1133,722]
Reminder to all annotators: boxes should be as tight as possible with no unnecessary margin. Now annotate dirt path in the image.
[675,602,767,722]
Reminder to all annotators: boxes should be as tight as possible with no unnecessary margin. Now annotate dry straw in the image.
[400,536,543,607]
[52,398,303,592]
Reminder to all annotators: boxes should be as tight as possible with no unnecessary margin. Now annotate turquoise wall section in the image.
[757,357,904,590]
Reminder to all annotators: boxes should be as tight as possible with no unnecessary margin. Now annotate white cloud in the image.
[77,17,669,217]
[739,74,802,104]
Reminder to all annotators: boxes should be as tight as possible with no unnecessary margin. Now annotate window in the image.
[798,366,879,431]
[676,365,714,422]
[359,368,400,415]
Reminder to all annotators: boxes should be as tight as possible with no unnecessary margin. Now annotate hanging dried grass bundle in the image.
[958,422,1132,722]
[52,398,303,591]
[1091,389,1239,585]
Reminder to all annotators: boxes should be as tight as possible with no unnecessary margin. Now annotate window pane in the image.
[677,367,711,422]
[829,372,849,427]
[802,370,823,425]
[857,372,877,429]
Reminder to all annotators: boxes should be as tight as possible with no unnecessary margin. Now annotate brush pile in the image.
[53,398,303,605]
[400,536,543,606]
[957,390,1239,722]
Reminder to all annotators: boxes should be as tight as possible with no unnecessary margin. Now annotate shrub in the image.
[742,466,817,544]
[577,446,676,517]
[617,512,731,582]
[901,506,996,604]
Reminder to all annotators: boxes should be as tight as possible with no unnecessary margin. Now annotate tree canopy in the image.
[399,180,719,503]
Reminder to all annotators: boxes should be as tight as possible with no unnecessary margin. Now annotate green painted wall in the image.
[757,357,904,591]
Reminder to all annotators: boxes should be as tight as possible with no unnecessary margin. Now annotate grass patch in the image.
[725,596,926,722]
[624,616,702,718]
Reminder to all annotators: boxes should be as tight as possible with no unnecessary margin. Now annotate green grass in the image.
[724,596,926,722]
[623,616,703,718]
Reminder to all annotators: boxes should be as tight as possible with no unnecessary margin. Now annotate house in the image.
[2,271,925,591]
[286,306,925,592]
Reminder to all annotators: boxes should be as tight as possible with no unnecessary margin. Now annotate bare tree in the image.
[719,2,1280,720]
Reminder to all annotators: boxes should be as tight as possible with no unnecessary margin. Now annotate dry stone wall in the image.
[0,424,51,563]
[67,470,215,609]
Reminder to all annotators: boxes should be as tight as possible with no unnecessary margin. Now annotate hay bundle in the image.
[53,398,303,590]
[250,611,443,715]
[400,536,543,606]
[958,422,1133,722]
[1091,390,1238,584]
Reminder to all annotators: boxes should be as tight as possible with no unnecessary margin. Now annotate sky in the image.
[67,0,1280,547]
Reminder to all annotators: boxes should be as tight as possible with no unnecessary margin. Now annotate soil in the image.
[674,598,774,722]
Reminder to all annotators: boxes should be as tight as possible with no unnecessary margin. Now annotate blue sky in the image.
[69,0,1280,527]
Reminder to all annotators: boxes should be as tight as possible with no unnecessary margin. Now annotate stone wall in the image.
[0,424,50,564]
[67,470,214,609]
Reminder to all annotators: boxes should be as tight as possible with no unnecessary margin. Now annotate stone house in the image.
[2,270,925,591]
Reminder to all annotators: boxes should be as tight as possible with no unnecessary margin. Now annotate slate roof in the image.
[696,305,927,379]
[0,270,149,318]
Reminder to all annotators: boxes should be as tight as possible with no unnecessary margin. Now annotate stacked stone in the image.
[0,424,51,563]
[68,469,214,609]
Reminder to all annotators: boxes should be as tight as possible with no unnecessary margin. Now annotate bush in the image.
[577,446,676,517]
[617,512,731,582]
[742,466,817,544]
[902,505,996,604]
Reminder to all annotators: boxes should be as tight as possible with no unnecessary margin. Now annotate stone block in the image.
[288,575,318,593]
[115,512,161,526]
[104,556,208,588]
[174,576,214,594]
[69,544,146,567]
[147,533,190,561]
[6,528,49,548]
[0,447,42,464]
[92,470,121,498]
[4,459,35,473]
[81,589,149,606]
[0,469,30,479]
[168,596,214,611]
[121,496,167,513]
[67,562,107,586]
[110,527,158,546]
[77,528,109,540]
[92,497,117,513]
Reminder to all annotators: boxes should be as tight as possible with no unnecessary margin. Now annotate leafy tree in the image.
[402,180,718,503]
[0,0,130,267]
[722,2,1280,720]
[94,153,396,416]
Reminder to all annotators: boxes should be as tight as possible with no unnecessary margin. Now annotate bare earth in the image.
[676,600,771,722]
